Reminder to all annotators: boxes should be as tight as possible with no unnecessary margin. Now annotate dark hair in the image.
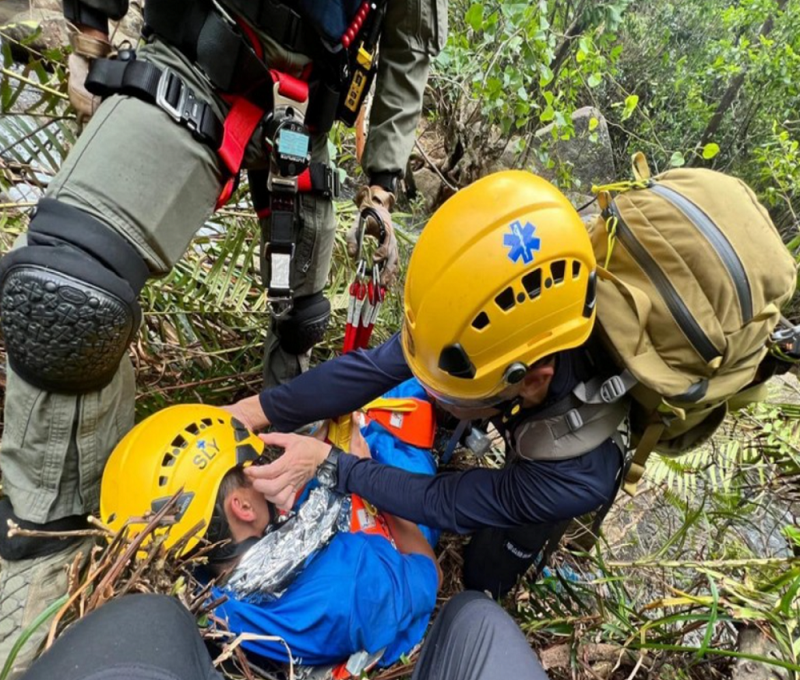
[216,465,250,507]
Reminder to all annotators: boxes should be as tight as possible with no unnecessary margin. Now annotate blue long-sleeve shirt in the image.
[260,334,622,534]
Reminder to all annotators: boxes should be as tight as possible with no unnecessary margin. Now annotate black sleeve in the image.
[260,334,413,432]
[336,439,622,533]
[63,0,128,30]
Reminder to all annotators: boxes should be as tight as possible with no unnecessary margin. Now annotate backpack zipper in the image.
[649,183,753,322]
[609,202,721,364]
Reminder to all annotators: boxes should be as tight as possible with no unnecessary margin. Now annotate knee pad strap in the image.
[276,292,331,355]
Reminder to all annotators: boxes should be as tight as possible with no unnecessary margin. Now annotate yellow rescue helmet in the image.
[403,171,597,404]
[100,404,264,556]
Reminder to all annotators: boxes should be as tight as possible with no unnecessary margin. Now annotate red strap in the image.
[269,70,309,102]
[215,96,265,209]
[218,96,264,177]
[296,168,312,192]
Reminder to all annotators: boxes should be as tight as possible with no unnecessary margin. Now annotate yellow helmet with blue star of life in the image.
[402,171,597,404]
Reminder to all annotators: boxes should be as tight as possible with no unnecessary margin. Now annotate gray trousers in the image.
[1,37,335,524]
[21,592,548,680]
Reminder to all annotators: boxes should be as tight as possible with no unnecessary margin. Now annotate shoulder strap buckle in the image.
[600,374,628,403]
[565,408,584,433]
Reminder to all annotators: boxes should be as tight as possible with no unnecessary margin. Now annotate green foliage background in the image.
[1,0,800,677]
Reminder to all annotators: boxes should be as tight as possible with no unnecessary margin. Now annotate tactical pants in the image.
[1,38,336,524]
[21,592,549,680]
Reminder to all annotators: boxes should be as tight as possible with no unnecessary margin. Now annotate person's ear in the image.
[519,362,555,401]
[228,492,257,523]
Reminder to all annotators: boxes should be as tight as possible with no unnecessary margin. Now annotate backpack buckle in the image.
[600,375,627,403]
[565,409,584,433]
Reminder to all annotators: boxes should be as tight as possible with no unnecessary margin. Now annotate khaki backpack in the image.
[589,154,797,493]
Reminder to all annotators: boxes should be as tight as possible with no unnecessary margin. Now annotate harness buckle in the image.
[155,68,188,123]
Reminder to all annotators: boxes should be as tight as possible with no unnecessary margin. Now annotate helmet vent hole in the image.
[171,434,188,449]
[472,312,490,330]
[158,475,169,487]
[107,513,116,524]
[162,453,176,467]
[572,261,581,279]
[522,269,542,299]
[185,423,199,435]
[551,260,566,284]
[201,418,213,427]
[495,287,516,312]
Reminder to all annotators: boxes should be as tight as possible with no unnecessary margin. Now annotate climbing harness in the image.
[83,0,390,317]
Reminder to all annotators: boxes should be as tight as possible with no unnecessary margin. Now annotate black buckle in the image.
[155,68,219,147]
[327,167,341,199]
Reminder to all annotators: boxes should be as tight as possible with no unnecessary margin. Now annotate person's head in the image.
[208,464,273,571]
[100,404,269,563]
[402,171,597,418]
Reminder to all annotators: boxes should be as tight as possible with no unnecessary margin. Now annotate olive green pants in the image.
[1,38,335,523]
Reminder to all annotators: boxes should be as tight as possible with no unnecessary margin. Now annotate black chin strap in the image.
[206,500,279,565]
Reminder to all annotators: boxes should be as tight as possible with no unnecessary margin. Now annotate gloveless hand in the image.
[244,432,332,510]
[221,394,270,432]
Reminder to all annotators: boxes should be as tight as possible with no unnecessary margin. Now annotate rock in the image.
[412,167,443,211]
[732,627,788,680]
[532,106,616,192]
[31,0,61,12]
[2,9,69,55]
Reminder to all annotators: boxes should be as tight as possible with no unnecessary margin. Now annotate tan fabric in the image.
[589,166,797,484]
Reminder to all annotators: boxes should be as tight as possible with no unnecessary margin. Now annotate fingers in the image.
[258,432,294,448]
[251,472,293,500]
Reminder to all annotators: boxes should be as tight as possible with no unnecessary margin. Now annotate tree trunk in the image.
[697,0,787,152]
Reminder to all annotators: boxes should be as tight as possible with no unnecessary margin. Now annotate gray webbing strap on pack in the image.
[512,371,636,464]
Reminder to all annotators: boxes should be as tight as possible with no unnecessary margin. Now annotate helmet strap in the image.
[500,397,525,425]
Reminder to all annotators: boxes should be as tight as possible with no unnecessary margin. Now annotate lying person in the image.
[100,399,440,672]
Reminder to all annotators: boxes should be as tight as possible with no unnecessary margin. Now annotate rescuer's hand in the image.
[67,26,110,128]
[246,432,332,510]
[346,185,399,287]
[222,395,271,432]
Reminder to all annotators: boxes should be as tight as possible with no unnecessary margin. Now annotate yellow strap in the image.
[362,397,419,413]
[327,414,352,451]
[631,151,652,181]
[604,215,618,269]
[591,179,649,194]
[622,421,666,497]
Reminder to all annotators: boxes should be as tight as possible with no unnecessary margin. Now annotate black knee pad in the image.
[0,497,86,560]
[276,292,331,355]
[0,199,149,393]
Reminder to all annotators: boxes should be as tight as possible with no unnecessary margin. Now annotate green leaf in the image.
[587,73,603,88]
[539,64,554,88]
[670,151,686,167]
[465,3,484,32]
[540,106,555,123]
[576,49,587,64]
[702,142,721,159]
[589,117,599,131]
[622,94,639,121]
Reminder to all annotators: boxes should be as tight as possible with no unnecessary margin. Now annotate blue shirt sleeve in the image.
[260,334,412,432]
[336,438,622,533]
